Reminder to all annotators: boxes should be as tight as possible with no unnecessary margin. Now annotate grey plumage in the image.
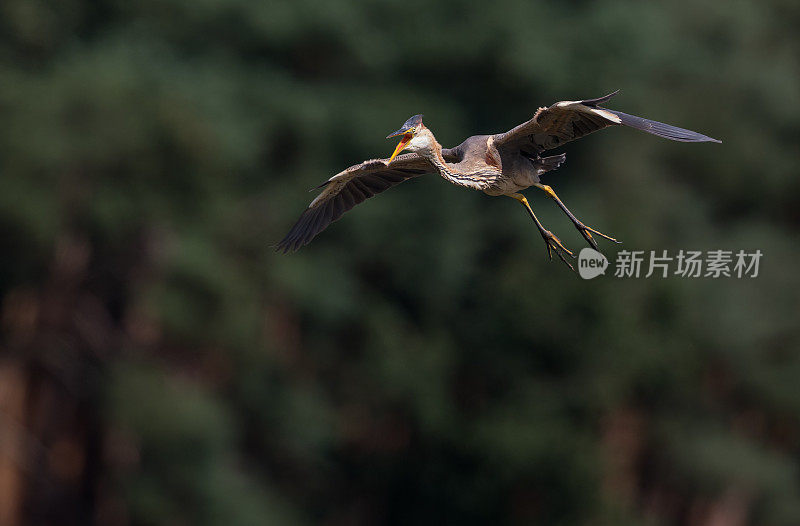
[278,91,720,260]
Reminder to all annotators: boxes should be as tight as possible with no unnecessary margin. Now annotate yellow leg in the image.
[508,193,574,270]
[534,183,620,250]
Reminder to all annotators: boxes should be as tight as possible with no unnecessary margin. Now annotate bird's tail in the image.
[538,153,566,171]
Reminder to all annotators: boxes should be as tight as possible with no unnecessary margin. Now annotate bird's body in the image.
[278,91,720,268]
[445,134,564,196]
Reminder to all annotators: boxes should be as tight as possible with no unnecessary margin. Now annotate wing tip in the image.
[273,240,294,254]
[667,133,722,143]
[276,208,315,254]
[274,237,296,254]
[608,109,721,144]
[674,132,722,143]
[676,129,722,144]
[582,90,621,107]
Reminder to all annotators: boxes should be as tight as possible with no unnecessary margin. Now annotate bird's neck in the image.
[423,140,448,171]
[422,136,500,189]
[420,140,459,183]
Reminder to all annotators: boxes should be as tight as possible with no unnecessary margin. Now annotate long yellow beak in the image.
[388,133,412,162]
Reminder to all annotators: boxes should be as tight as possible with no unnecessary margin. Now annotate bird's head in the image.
[386,114,434,161]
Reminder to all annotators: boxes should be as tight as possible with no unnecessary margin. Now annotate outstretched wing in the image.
[277,153,435,252]
[493,90,720,155]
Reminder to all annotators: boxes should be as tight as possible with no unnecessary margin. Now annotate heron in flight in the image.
[277,91,719,268]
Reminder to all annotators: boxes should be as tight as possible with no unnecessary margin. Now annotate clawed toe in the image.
[575,222,620,250]
[542,230,575,270]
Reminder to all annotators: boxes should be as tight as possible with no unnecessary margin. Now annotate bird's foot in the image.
[574,221,620,250]
[541,230,575,270]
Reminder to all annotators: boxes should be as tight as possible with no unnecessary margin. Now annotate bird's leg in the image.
[508,193,574,269]
[534,183,620,250]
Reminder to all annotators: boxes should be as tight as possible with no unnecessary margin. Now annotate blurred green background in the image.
[1,0,799,525]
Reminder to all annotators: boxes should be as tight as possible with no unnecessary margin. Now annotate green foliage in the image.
[1,0,799,524]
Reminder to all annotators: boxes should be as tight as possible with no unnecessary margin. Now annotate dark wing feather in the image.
[493,91,720,154]
[607,110,721,142]
[277,153,434,252]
